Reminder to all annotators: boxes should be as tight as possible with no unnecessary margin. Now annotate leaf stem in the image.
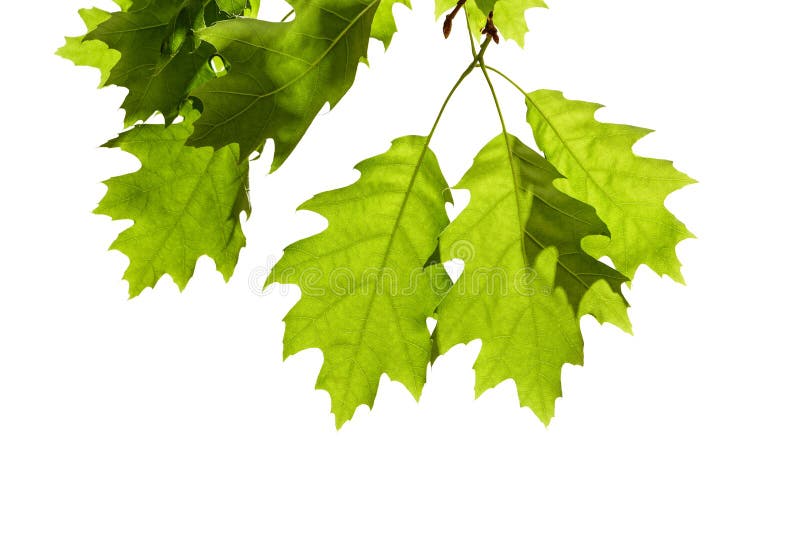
[425,37,492,142]
[279,9,295,22]
[483,64,528,99]
[464,7,477,58]
[477,59,508,137]
[483,65,556,154]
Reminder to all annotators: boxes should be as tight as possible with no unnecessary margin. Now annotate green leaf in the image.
[60,0,697,428]
[187,0,380,169]
[268,136,452,427]
[371,0,410,49]
[85,0,242,126]
[434,0,546,46]
[492,0,547,47]
[434,133,587,425]
[516,137,631,330]
[525,90,695,282]
[56,8,120,86]
[96,107,250,298]
[215,0,259,16]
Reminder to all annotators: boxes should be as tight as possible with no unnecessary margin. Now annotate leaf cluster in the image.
[59,0,694,426]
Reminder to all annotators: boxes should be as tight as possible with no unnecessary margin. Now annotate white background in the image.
[1,0,798,532]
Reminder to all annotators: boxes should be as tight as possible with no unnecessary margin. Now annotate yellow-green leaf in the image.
[268,136,451,427]
[434,134,587,425]
[525,89,695,282]
[96,107,250,297]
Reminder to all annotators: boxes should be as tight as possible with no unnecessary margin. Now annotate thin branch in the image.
[484,65,529,98]
[478,57,508,136]
[464,6,477,58]
[425,37,491,144]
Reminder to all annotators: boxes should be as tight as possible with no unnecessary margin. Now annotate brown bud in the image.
[443,0,466,39]
[481,10,499,44]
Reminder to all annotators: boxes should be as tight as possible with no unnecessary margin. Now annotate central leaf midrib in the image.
[352,140,431,385]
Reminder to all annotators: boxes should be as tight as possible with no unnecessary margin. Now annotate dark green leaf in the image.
[187,0,380,169]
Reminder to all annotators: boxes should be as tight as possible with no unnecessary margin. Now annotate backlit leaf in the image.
[525,89,695,281]
[96,106,250,297]
[187,0,380,169]
[434,133,590,424]
[268,136,451,427]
